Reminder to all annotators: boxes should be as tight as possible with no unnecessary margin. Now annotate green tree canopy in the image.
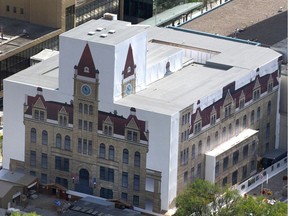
[174,179,288,216]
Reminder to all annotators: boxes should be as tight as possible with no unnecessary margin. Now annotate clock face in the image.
[81,84,91,96]
[125,83,132,95]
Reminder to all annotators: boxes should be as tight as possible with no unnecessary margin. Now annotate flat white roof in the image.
[206,129,258,157]
[30,49,59,61]
[116,64,250,115]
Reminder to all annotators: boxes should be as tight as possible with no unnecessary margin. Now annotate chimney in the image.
[37,87,43,95]
[130,107,136,116]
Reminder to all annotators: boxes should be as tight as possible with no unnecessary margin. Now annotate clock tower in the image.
[72,43,99,188]
[122,44,136,97]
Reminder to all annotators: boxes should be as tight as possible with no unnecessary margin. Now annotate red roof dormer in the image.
[122,44,136,79]
[75,43,98,79]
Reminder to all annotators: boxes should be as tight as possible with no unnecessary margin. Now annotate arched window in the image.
[56,133,61,148]
[222,127,226,141]
[257,107,261,121]
[228,123,232,138]
[79,103,83,113]
[134,151,141,167]
[250,110,255,125]
[84,66,89,73]
[30,128,36,143]
[42,130,48,145]
[207,136,210,151]
[109,145,114,160]
[108,126,112,135]
[84,104,88,114]
[235,119,239,134]
[243,115,247,128]
[198,140,202,156]
[267,101,271,115]
[215,131,218,145]
[123,149,129,164]
[191,144,195,159]
[64,136,71,150]
[89,105,93,115]
[100,143,105,158]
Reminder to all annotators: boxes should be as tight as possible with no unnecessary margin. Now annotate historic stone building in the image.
[22,44,161,212]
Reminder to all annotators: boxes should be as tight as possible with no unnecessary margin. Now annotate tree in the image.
[174,179,288,216]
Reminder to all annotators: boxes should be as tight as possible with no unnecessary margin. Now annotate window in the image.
[191,167,195,181]
[64,136,71,150]
[253,89,260,100]
[223,156,229,171]
[84,104,88,114]
[122,172,128,188]
[197,163,202,178]
[215,161,220,177]
[100,143,105,158]
[83,139,87,154]
[42,130,48,145]
[267,101,271,115]
[109,146,114,160]
[30,171,36,176]
[55,156,69,172]
[194,121,202,134]
[79,103,83,113]
[214,131,218,145]
[123,149,129,164]
[84,66,89,73]
[6,5,9,12]
[184,171,188,183]
[30,128,36,143]
[40,111,44,121]
[63,158,69,171]
[34,110,39,119]
[239,98,245,109]
[134,151,141,167]
[56,133,61,148]
[222,177,228,187]
[191,144,195,159]
[41,153,48,169]
[243,145,249,159]
[198,141,202,156]
[78,138,82,153]
[88,122,93,132]
[232,170,238,185]
[250,110,255,125]
[133,195,140,207]
[133,175,140,191]
[242,165,247,180]
[268,82,273,92]
[55,156,61,170]
[266,123,270,139]
[228,123,232,138]
[222,127,227,141]
[243,115,247,128]
[30,151,36,167]
[121,193,128,202]
[89,105,93,115]
[100,167,114,182]
[41,173,47,184]
[20,8,24,14]
[235,119,239,134]
[83,120,87,130]
[265,142,269,153]
[257,107,261,121]
[250,160,256,172]
[252,140,256,155]
[78,119,82,129]
[224,104,231,118]
[127,130,138,142]
[13,7,16,13]
[233,150,239,165]
[88,140,92,155]
[206,136,210,150]
[210,113,216,125]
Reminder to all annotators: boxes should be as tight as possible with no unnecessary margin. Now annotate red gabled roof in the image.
[190,71,279,134]
[25,94,74,124]
[98,111,148,142]
[76,43,98,79]
[122,44,136,79]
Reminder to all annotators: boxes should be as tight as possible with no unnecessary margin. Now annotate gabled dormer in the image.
[210,106,217,125]
[222,90,235,119]
[253,76,261,101]
[239,90,245,109]
[103,116,113,136]
[267,74,273,93]
[58,106,69,126]
[193,106,202,135]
